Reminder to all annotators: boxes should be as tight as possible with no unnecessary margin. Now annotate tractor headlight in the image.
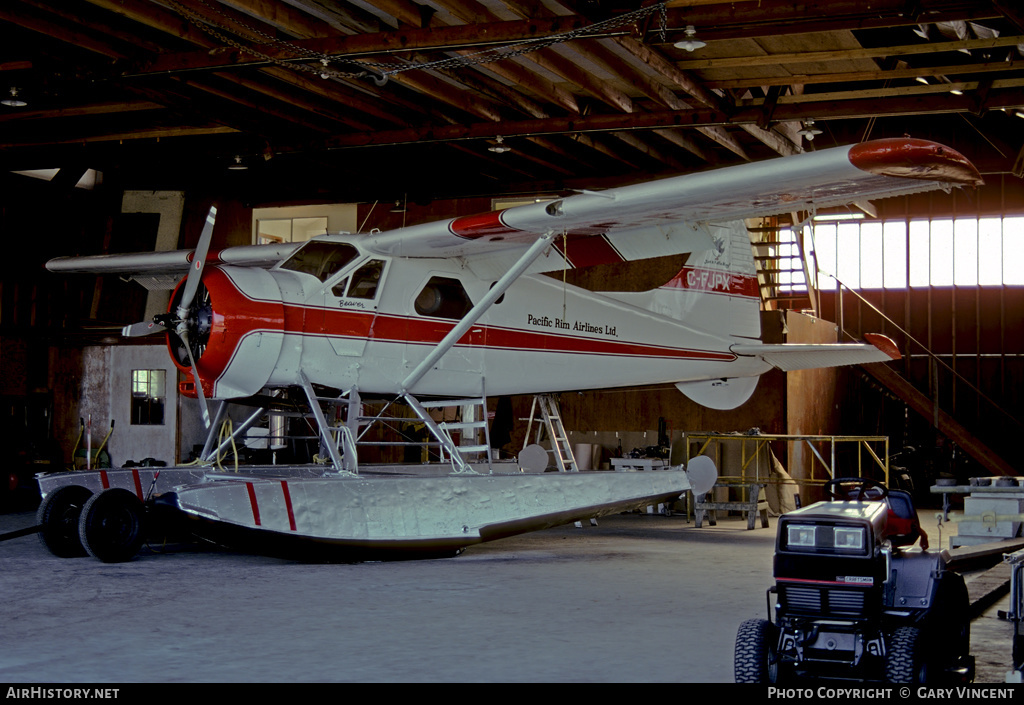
[783,523,868,553]
[787,524,817,548]
[833,527,865,550]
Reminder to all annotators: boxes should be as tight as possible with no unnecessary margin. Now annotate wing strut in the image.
[400,229,557,395]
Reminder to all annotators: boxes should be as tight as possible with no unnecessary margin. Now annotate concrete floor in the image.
[0,505,1016,683]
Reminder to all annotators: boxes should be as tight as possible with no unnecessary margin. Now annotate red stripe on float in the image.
[281,481,297,531]
[100,471,109,490]
[246,482,261,526]
[132,468,143,499]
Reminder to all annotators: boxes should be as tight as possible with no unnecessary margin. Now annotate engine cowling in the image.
[168,266,286,400]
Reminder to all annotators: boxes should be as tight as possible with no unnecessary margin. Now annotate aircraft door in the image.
[322,258,388,357]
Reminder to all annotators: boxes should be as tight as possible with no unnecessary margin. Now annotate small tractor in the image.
[735,477,974,684]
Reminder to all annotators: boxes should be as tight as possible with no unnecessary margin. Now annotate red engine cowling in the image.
[168,266,286,400]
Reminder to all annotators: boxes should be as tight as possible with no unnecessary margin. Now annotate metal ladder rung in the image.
[439,421,487,431]
[454,444,490,454]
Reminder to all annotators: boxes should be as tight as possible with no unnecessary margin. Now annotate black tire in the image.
[78,488,146,563]
[37,485,93,558]
[885,626,928,683]
[735,618,778,683]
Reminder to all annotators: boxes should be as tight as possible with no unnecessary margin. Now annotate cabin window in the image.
[331,259,385,299]
[280,242,359,282]
[415,277,472,319]
[130,369,165,425]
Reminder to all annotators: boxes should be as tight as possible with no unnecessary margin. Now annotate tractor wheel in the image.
[78,488,146,563]
[735,618,779,683]
[37,485,93,558]
[885,626,928,683]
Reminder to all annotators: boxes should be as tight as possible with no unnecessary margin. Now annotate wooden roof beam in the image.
[675,34,1024,72]
[706,59,1024,90]
[313,85,1024,152]
[659,0,999,42]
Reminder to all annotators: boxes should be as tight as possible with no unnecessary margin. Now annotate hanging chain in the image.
[167,0,670,83]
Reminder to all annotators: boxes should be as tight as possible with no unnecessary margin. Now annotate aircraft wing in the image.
[45,242,298,286]
[44,138,980,284]
[363,137,982,279]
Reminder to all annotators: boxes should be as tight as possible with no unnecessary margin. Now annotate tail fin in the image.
[608,220,762,340]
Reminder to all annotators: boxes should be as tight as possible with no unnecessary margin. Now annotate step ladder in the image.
[525,394,579,472]
[523,394,595,527]
[407,395,493,473]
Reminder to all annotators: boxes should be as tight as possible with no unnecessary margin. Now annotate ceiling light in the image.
[2,87,27,107]
[228,155,247,170]
[674,25,706,52]
[797,119,823,140]
[488,136,511,154]
[939,75,964,95]
[1015,110,1024,119]
[915,76,930,84]
[389,199,406,213]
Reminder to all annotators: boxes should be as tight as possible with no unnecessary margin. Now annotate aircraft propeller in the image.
[121,206,217,428]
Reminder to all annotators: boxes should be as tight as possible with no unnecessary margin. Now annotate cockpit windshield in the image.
[279,242,359,282]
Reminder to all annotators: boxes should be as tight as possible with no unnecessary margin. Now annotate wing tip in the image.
[863,333,901,361]
[849,138,984,187]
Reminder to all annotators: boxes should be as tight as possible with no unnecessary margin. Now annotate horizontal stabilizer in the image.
[731,333,900,372]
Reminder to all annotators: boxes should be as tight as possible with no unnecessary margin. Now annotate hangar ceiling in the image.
[2,0,1024,203]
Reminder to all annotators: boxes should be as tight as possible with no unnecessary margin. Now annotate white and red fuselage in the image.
[176,238,767,402]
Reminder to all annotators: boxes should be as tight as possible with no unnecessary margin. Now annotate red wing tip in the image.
[849,138,984,187]
[863,333,901,361]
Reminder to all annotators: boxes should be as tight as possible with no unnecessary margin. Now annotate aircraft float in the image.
[36,137,982,563]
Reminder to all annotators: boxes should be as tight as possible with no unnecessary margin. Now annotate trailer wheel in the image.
[886,626,928,683]
[78,488,146,563]
[37,485,93,558]
[735,618,779,683]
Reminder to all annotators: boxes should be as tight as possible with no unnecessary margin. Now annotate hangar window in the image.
[256,216,327,244]
[776,215,1024,291]
[252,204,358,245]
[131,369,165,425]
[415,277,472,319]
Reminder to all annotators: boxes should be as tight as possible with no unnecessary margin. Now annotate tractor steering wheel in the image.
[824,477,889,502]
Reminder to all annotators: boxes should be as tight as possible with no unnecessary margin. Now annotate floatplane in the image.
[36,138,981,562]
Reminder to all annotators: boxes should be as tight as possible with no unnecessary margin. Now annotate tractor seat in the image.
[885,489,929,549]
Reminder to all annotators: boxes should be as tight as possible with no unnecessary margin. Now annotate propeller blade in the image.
[122,320,167,337]
[179,328,211,429]
[176,205,217,318]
